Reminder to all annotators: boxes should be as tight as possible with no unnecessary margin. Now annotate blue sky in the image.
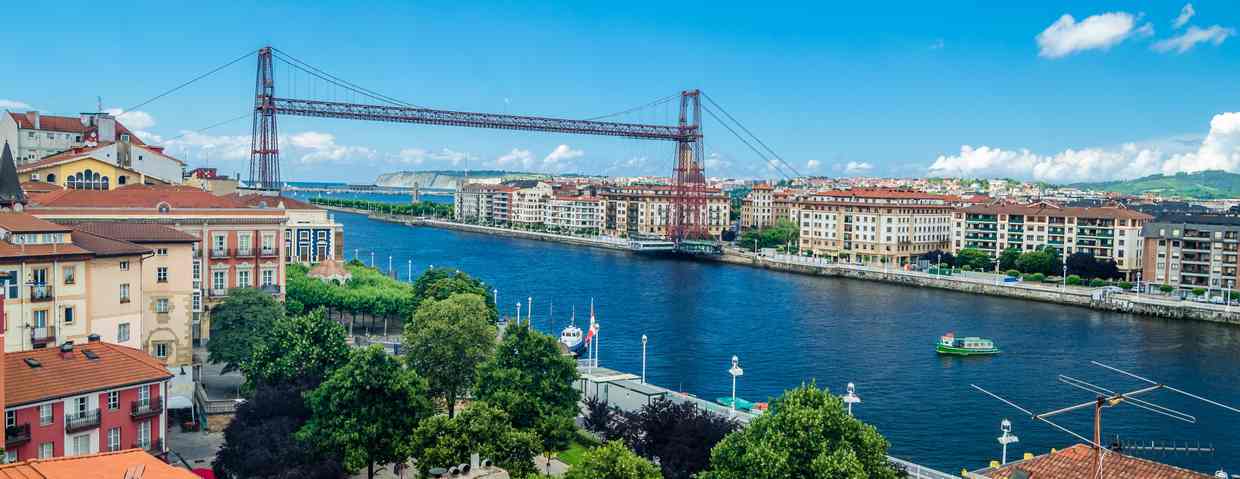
[2,1,1238,183]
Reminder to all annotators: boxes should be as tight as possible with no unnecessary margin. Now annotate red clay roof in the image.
[813,188,949,200]
[19,181,64,194]
[224,194,322,210]
[30,185,248,209]
[978,444,1212,479]
[0,212,73,233]
[66,222,199,243]
[70,229,152,257]
[6,341,172,408]
[0,242,92,262]
[7,113,146,146]
[961,202,1153,220]
[0,449,198,479]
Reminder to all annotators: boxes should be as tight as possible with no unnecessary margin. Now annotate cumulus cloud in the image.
[495,148,534,170]
[806,159,822,171]
[397,147,475,166]
[287,131,374,165]
[844,161,873,174]
[542,144,584,172]
[1173,3,1195,29]
[104,108,156,130]
[1152,25,1235,53]
[0,100,31,110]
[1036,12,1140,58]
[928,112,1240,183]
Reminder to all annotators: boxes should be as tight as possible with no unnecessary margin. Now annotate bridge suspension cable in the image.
[270,48,418,108]
[702,92,802,178]
[701,103,793,179]
[119,49,258,114]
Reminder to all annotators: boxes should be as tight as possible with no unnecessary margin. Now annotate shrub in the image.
[1118,281,1132,290]
[1021,273,1036,282]
[1088,278,1106,287]
[1031,273,1046,282]
[1192,287,1207,297]
[1006,269,1020,278]
[1066,275,1082,286]
[1159,284,1175,294]
[962,265,972,271]
[1230,291,1240,301]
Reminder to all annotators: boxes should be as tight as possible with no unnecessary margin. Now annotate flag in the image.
[584,317,598,345]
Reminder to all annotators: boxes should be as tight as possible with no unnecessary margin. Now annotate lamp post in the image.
[493,289,498,311]
[515,302,521,324]
[997,419,1019,465]
[370,251,375,268]
[728,355,743,417]
[1062,262,1067,289]
[388,256,393,277]
[527,296,532,325]
[842,382,861,417]
[407,259,412,282]
[641,334,648,384]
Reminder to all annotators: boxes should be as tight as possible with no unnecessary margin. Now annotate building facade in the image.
[1142,216,1240,292]
[228,195,344,264]
[544,196,602,233]
[1,112,148,166]
[3,339,172,463]
[510,182,553,228]
[17,142,184,188]
[952,202,1150,278]
[793,189,954,266]
[739,183,774,230]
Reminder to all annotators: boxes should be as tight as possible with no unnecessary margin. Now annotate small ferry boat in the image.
[559,307,587,356]
[936,332,1000,356]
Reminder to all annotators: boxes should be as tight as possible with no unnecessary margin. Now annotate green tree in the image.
[701,384,898,479]
[998,248,1021,271]
[410,402,539,478]
[213,383,344,479]
[740,219,800,251]
[242,308,350,391]
[475,323,579,430]
[955,248,994,271]
[405,293,497,417]
[1015,247,1061,275]
[208,288,285,373]
[299,346,433,479]
[412,267,499,322]
[564,441,663,479]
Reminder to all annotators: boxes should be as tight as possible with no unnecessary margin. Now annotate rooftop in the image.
[224,193,322,210]
[29,184,247,209]
[961,201,1153,220]
[69,229,152,257]
[6,340,172,408]
[67,221,199,243]
[0,212,73,233]
[0,449,197,479]
[7,112,147,146]
[975,444,1212,479]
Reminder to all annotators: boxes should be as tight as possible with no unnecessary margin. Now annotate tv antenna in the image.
[972,361,1240,478]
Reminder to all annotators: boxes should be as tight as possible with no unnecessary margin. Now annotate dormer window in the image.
[157,202,171,213]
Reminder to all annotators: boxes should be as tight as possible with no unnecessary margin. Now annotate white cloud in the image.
[806,159,822,171]
[397,147,475,166]
[1136,22,1155,38]
[1152,25,1235,53]
[929,38,945,50]
[1036,12,1139,58]
[103,108,156,130]
[844,161,873,174]
[542,144,584,172]
[287,131,374,165]
[495,148,534,170]
[1173,3,1195,29]
[927,112,1240,183]
[0,100,31,110]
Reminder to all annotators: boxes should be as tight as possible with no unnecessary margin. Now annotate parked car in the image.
[1101,286,1124,294]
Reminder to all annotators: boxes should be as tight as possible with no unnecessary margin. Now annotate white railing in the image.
[887,456,964,479]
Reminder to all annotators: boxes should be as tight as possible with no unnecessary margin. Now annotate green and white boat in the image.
[936,333,1000,356]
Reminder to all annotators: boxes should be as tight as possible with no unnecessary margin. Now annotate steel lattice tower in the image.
[249,47,280,191]
[669,90,707,242]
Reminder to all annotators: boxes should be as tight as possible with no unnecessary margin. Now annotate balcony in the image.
[28,284,53,302]
[65,409,101,433]
[236,248,255,257]
[132,438,163,453]
[31,326,56,347]
[131,398,163,419]
[209,288,229,298]
[5,423,31,447]
[209,248,230,259]
[260,247,278,257]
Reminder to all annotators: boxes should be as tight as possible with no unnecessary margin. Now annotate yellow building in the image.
[17,154,161,190]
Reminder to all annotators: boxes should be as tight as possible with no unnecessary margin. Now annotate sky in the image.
[2,1,1238,184]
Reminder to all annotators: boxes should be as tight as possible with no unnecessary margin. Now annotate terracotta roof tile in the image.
[961,202,1153,220]
[0,242,93,262]
[0,212,73,233]
[19,181,63,194]
[224,194,322,210]
[6,341,171,408]
[979,444,1212,479]
[66,222,199,243]
[70,229,151,257]
[29,185,248,209]
[7,113,146,146]
[0,449,198,479]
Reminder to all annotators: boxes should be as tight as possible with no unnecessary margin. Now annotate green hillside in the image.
[1071,170,1240,199]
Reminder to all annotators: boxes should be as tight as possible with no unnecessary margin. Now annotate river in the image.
[294,192,1240,474]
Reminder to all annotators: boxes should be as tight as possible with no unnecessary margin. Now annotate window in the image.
[154,342,169,359]
[155,248,167,256]
[3,269,17,299]
[71,433,90,456]
[238,233,252,253]
[192,291,202,312]
[118,323,130,342]
[40,404,53,425]
[5,410,14,427]
[261,269,275,287]
[74,396,87,418]
[108,427,121,452]
[212,270,226,290]
[155,298,169,314]
[119,260,129,271]
[262,234,275,253]
[137,420,151,449]
[156,267,168,283]
[39,442,53,459]
[63,265,76,285]
[237,270,251,288]
[107,391,119,410]
[119,283,130,303]
[138,385,150,405]
[63,306,75,325]
[192,260,201,282]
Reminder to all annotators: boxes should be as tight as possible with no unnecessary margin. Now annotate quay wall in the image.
[319,205,1240,326]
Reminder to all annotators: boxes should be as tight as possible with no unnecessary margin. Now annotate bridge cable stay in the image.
[585,94,679,121]
[702,92,802,178]
[162,113,251,143]
[119,49,259,114]
[701,103,792,179]
[271,48,419,108]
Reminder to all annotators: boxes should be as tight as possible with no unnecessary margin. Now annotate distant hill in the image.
[1070,170,1240,199]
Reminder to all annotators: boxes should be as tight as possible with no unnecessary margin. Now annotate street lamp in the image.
[493,289,498,310]
[407,259,412,282]
[641,334,648,384]
[515,302,521,324]
[728,355,744,417]
[527,296,533,324]
[997,419,1019,465]
[842,382,861,417]
[370,251,375,268]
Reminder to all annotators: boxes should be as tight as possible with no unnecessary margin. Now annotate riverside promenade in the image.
[317,204,1240,326]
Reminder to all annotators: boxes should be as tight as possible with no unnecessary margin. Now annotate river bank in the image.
[317,205,1240,326]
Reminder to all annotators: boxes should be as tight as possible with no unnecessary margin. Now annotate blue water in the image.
[293,192,1240,474]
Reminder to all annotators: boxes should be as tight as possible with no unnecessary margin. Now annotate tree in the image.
[242,308,350,391]
[213,383,344,479]
[475,323,580,430]
[955,248,994,271]
[923,249,955,267]
[701,383,898,479]
[208,288,285,373]
[564,441,663,479]
[404,293,497,417]
[299,346,434,479]
[1015,247,1060,275]
[412,267,499,322]
[409,402,539,478]
[998,248,1021,271]
[582,395,616,438]
[740,219,799,251]
[1065,252,1122,280]
[621,399,739,479]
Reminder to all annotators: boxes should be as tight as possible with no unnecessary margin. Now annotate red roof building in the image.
[0,449,197,479]
[974,444,1213,479]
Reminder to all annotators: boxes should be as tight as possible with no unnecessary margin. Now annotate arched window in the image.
[118,175,127,185]
[67,174,78,189]
[92,172,101,190]
[46,173,55,183]
[101,176,109,190]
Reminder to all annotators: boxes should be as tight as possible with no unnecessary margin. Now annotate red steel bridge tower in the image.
[247,47,710,241]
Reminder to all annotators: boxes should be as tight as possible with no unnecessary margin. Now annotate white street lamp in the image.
[641,334,648,384]
[997,418,1019,465]
[842,382,861,417]
[527,296,533,325]
[515,302,521,324]
[407,260,412,282]
[493,289,498,310]
[728,355,744,417]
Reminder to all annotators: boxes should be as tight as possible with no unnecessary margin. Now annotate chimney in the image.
[25,111,39,130]
[88,333,101,342]
[59,341,74,359]
[98,116,117,143]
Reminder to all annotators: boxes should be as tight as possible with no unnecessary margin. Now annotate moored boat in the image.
[560,324,585,356]
[936,332,1000,356]
[716,396,756,411]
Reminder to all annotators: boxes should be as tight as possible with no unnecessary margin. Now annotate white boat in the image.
[559,308,586,355]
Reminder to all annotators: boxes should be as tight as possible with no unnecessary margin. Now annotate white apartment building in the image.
[740,183,774,230]
[545,196,602,233]
[794,189,953,265]
[1,111,147,165]
[511,182,553,228]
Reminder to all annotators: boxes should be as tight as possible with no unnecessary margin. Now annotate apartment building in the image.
[510,182,553,228]
[544,195,602,233]
[952,201,1150,278]
[454,183,515,226]
[739,183,774,230]
[1,112,148,165]
[17,142,184,188]
[600,184,731,239]
[228,194,344,264]
[1142,216,1240,291]
[3,338,171,462]
[793,189,953,266]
